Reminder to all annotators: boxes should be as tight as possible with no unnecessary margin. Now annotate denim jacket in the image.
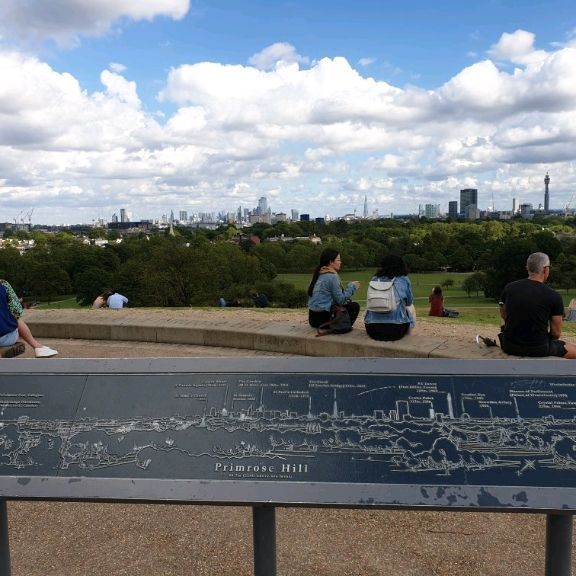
[364,275,415,327]
[308,271,357,312]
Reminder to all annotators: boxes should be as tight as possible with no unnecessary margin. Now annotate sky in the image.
[1,0,576,226]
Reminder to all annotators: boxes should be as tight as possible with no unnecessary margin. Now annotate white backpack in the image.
[366,279,398,313]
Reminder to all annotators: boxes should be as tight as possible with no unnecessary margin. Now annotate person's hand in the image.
[352,281,361,290]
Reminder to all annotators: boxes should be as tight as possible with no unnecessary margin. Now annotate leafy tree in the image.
[23,262,72,302]
[74,267,113,306]
[483,237,538,299]
[441,278,455,290]
[462,272,487,296]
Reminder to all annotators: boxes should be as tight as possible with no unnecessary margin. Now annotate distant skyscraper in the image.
[363,195,368,218]
[544,172,550,213]
[291,209,299,221]
[120,208,128,223]
[424,204,439,218]
[179,210,188,222]
[448,201,458,219]
[258,196,268,215]
[512,197,519,214]
[459,189,478,216]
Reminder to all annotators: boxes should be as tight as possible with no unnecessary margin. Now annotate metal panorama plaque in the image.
[1,358,576,510]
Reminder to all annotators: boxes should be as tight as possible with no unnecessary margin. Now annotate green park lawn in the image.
[278,270,576,333]
[35,273,576,336]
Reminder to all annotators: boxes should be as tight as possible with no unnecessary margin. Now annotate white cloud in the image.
[248,42,309,71]
[358,57,375,67]
[109,62,127,74]
[4,28,576,224]
[489,29,536,61]
[100,70,140,107]
[0,0,189,47]
[488,29,549,67]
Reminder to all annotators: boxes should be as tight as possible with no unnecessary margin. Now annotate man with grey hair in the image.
[498,252,576,358]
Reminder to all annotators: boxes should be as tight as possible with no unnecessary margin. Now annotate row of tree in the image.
[1,217,576,306]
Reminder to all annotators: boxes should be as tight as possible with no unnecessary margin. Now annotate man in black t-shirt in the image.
[499,252,576,358]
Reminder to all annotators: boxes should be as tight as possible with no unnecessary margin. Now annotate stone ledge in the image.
[0,341,25,358]
[22,309,517,359]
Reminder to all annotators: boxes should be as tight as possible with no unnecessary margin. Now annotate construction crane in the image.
[564,194,575,217]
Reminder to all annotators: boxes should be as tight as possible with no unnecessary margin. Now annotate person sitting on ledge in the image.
[498,252,576,359]
[0,279,58,358]
[364,254,416,341]
[307,248,360,329]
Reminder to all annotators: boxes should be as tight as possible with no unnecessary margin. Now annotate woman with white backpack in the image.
[364,254,416,341]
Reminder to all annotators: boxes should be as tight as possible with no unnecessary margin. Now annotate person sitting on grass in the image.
[107,291,129,309]
[93,291,112,309]
[428,285,459,318]
[428,286,445,317]
[0,279,58,358]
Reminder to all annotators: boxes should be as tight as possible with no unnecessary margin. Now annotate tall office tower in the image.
[111,213,118,223]
[448,201,458,219]
[544,172,550,213]
[291,209,299,221]
[258,196,268,215]
[237,206,242,223]
[179,210,188,222]
[512,197,518,214]
[425,204,439,218]
[363,195,368,218]
[459,189,478,216]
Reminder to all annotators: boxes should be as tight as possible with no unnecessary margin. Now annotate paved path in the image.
[4,333,558,576]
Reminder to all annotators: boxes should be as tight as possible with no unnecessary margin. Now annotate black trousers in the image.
[365,322,410,341]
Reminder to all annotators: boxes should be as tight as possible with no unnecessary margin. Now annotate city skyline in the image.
[1,1,576,225]
[104,176,562,227]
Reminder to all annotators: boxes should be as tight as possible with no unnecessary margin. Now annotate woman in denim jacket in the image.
[307,248,360,328]
[364,254,416,341]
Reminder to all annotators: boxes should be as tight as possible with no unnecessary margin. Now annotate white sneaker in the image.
[35,346,59,358]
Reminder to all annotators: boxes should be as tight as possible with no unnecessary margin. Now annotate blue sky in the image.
[1,0,576,225]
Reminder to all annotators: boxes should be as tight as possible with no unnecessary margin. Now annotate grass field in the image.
[278,270,576,331]
[35,273,576,336]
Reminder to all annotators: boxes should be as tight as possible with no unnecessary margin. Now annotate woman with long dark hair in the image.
[428,285,444,317]
[307,248,360,328]
[364,254,416,341]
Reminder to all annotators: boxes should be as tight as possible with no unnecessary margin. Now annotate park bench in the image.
[0,357,575,576]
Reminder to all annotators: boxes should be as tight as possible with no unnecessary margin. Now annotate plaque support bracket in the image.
[546,513,573,576]
[0,500,11,576]
[252,505,277,576]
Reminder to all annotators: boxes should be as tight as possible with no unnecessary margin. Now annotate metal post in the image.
[546,513,573,576]
[252,505,277,576]
[0,500,11,576]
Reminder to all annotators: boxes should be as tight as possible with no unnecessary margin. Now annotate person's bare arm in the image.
[499,302,506,321]
[550,315,563,340]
